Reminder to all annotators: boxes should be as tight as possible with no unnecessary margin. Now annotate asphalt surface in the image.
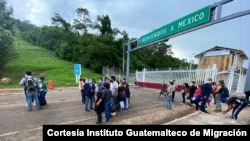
[0,87,249,140]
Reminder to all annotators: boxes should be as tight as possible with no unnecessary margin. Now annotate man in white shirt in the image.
[110,76,119,114]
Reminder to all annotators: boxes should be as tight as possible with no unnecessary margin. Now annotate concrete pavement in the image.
[164,102,250,125]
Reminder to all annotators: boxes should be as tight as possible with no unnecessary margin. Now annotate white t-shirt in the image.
[110,81,118,96]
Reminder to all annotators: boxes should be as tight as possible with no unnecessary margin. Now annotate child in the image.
[39,76,48,107]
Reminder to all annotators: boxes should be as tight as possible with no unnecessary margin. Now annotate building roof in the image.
[194,46,248,59]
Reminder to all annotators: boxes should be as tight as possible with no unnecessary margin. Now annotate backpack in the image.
[221,86,229,98]
[25,77,37,91]
[84,83,92,97]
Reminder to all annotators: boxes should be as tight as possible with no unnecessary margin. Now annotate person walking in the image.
[110,76,119,114]
[188,81,197,106]
[192,84,202,112]
[213,80,225,112]
[19,71,41,111]
[200,78,212,113]
[79,78,85,104]
[125,82,131,109]
[165,81,174,109]
[181,83,189,104]
[38,76,48,107]
[172,80,176,102]
[95,89,104,125]
[96,82,112,123]
[84,79,92,112]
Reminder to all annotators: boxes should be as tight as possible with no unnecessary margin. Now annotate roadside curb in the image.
[0,87,78,93]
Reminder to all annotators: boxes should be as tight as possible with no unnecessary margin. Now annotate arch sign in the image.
[139,6,210,46]
[125,0,250,82]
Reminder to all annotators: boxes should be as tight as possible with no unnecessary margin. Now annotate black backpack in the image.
[25,77,37,91]
[221,86,229,98]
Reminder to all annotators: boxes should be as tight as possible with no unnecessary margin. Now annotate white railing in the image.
[135,65,247,94]
[102,65,247,94]
[136,65,218,85]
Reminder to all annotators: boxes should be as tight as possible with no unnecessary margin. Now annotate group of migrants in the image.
[19,71,48,111]
[78,75,131,125]
[158,78,249,122]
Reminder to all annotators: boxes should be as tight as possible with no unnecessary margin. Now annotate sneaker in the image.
[25,103,28,107]
[96,122,101,125]
[85,109,90,112]
[201,110,209,113]
[229,119,237,124]
[105,120,110,124]
[225,115,232,119]
[111,112,116,116]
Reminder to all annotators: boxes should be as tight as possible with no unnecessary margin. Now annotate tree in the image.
[51,13,71,31]
[0,0,13,31]
[0,0,15,75]
[94,15,113,36]
[72,8,92,34]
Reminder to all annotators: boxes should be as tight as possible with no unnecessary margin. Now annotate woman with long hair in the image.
[213,80,225,112]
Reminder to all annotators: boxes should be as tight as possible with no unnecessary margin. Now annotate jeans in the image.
[40,91,47,105]
[172,91,175,102]
[96,111,102,123]
[182,93,186,103]
[111,96,118,112]
[125,97,130,109]
[81,89,85,104]
[245,90,250,104]
[215,93,221,110]
[24,89,34,103]
[104,101,111,122]
[166,95,172,109]
[200,97,208,112]
[26,90,40,111]
[85,96,94,111]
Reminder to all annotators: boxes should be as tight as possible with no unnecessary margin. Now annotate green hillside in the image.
[0,36,102,89]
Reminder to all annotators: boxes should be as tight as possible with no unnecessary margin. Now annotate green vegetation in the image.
[0,36,101,89]
[0,0,195,89]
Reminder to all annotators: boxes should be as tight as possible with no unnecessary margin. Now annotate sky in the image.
[6,0,250,68]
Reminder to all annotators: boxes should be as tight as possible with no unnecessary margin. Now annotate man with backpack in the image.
[19,71,41,111]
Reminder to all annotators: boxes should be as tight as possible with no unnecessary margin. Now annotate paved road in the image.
[0,87,194,140]
[0,87,249,140]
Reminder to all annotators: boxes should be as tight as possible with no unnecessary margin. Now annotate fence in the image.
[102,66,136,84]
[102,65,247,94]
[136,65,217,84]
[136,64,247,94]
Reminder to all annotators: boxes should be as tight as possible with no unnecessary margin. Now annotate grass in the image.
[0,36,102,89]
